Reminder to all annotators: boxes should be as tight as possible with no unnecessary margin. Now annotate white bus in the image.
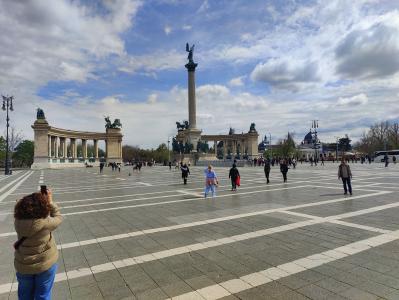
[374,150,399,162]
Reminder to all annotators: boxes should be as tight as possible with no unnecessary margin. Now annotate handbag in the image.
[235,176,240,186]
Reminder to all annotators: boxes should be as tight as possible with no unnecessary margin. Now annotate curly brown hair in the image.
[14,192,51,219]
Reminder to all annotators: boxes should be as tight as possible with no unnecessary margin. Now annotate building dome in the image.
[303,131,312,144]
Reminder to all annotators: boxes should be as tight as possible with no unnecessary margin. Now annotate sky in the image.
[1,0,399,148]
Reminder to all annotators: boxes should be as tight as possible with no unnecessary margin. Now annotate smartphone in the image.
[40,185,47,194]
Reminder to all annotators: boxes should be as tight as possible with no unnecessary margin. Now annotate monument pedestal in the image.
[186,128,202,152]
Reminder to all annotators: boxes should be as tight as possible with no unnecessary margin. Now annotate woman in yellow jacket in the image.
[14,188,63,300]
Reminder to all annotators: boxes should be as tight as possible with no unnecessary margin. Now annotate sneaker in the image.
[344,192,347,195]
[350,192,352,195]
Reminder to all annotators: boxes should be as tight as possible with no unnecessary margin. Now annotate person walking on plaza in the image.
[168,161,172,170]
[229,164,240,191]
[384,154,389,167]
[393,156,397,164]
[321,156,325,166]
[180,163,190,185]
[264,158,271,184]
[99,162,104,173]
[280,159,289,182]
[204,165,218,198]
[14,188,63,300]
[338,159,352,195]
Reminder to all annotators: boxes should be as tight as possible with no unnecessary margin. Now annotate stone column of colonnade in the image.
[82,139,87,159]
[48,135,51,158]
[223,140,227,159]
[94,139,99,160]
[54,137,59,160]
[62,138,67,159]
[50,136,55,159]
[214,141,217,156]
[70,138,77,160]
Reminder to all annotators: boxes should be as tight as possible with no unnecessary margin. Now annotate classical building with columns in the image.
[31,110,122,169]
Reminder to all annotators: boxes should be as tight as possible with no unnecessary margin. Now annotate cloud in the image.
[335,21,399,79]
[251,58,320,91]
[0,0,141,89]
[118,50,185,73]
[228,76,245,87]
[147,93,158,104]
[164,25,172,35]
[182,24,192,31]
[197,0,209,13]
[336,93,368,107]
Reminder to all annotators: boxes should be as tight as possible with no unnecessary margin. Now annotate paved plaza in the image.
[1,163,399,299]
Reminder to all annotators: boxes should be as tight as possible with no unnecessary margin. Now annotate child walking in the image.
[204,165,218,198]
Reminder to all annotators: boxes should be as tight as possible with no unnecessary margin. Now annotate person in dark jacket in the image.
[280,159,289,182]
[264,159,271,184]
[180,164,190,184]
[338,159,352,195]
[229,164,240,191]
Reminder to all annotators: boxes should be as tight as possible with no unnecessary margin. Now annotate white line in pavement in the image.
[0,172,29,199]
[0,171,20,182]
[0,171,34,203]
[0,196,397,295]
[138,182,152,186]
[177,190,203,197]
[0,188,388,241]
[281,211,392,234]
[328,220,392,234]
[0,180,310,205]
[43,191,392,249]
[0,181,310,213]
[61,185,312,216]
[171,229,399,300]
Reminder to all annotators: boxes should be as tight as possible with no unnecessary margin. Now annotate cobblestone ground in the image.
[1,162,399,299]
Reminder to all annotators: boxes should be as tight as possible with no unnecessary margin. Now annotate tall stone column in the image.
[82,139,87,159]
[50,136,55,158]
[186,62,198,129]
[63,138,68,158]
[54,137,58,159]
[184,51,202,152]
[214,141,217,156]
[70,138,76,159]
[223,140,227,159]
[94,139,99,160]
[48,135,51,157]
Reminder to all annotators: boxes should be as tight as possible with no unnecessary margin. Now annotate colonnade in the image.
[47,136,104,161]
[209,139,248,158]
[47,135,123,162]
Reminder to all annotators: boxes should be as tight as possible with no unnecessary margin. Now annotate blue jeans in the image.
[204,184,216,197]
[17,264,57,300]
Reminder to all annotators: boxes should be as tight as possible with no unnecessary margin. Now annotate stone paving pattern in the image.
[0,162,398,299]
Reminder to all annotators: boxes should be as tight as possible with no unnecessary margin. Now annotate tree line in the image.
[122,143,170,163]
[354,121,399,155]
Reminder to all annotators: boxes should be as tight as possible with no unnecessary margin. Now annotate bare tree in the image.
[4,127,24,152]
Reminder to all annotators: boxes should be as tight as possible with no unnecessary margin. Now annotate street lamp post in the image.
[335,136,339,162]
[311,120,319,165]
[167,138,171,163]
[269,133,272,158]
[2,95,14,175]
